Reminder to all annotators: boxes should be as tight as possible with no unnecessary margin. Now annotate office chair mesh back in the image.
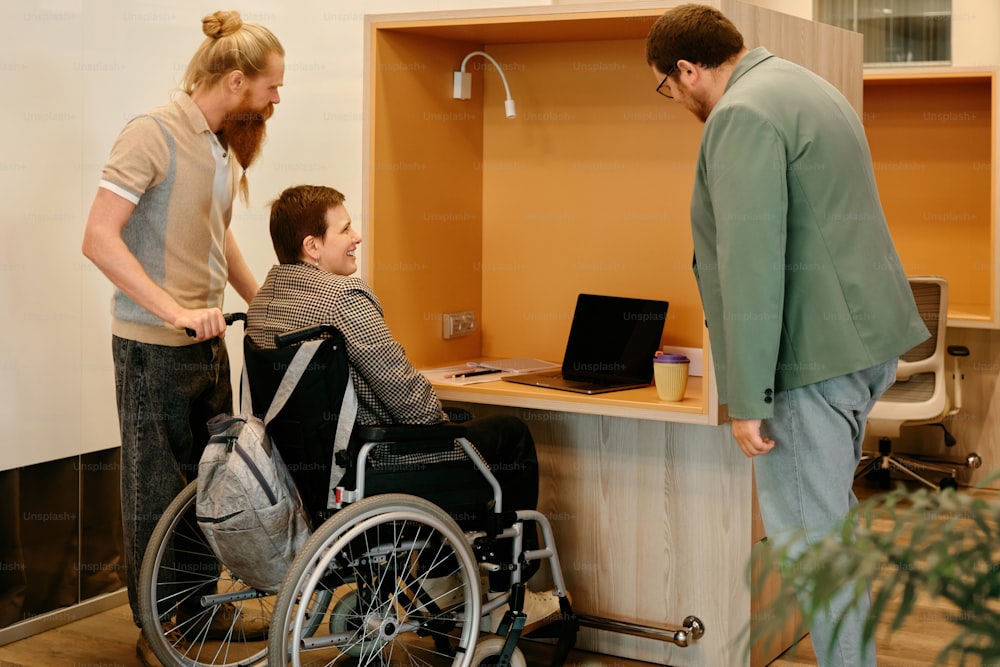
[877,280,942,404]
[902,281,941,363]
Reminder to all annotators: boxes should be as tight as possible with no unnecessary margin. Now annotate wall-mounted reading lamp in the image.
[453,50,516,119]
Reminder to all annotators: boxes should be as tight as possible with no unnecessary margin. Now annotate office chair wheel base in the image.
[938,477,959,491]
[866,467,891,490]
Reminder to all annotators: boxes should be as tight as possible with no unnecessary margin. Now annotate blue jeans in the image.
[754,358,897,667]
[113,335,232,626]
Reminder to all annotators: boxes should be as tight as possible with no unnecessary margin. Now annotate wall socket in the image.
[442,311,476,339]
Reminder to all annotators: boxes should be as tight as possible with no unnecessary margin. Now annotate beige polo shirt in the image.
[99,92,237,346]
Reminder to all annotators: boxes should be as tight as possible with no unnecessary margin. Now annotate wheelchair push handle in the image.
[184,312,246,337]
[275,324,340,348]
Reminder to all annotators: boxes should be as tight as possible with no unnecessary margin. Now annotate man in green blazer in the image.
[646,5,929,666]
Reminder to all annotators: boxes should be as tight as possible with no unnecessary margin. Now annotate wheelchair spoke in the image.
[270,494,482,667]
[138,482,272,667]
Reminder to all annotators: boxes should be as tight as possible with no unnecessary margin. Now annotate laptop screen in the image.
[561,294,669,384]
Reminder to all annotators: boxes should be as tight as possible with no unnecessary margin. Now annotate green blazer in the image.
[690,48,929,419]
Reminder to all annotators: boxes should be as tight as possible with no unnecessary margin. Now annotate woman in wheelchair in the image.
[246,184,561,633]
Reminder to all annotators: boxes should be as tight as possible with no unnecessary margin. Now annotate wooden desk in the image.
[435,375,709,423]
[439,380,756,666]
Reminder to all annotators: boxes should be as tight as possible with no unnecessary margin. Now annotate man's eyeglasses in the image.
[656,65,680,99]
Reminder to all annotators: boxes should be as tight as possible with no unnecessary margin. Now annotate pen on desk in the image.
[446,368,502,379]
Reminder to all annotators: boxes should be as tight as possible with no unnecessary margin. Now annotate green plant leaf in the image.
[750,476,1000,665]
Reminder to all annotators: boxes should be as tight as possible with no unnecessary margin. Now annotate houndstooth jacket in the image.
[246,262,448,426]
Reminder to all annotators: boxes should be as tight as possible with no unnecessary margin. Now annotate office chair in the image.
[855,276,981,491]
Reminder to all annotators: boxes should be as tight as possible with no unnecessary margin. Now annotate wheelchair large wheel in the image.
[138,481,273,666]
[268,493,482,666]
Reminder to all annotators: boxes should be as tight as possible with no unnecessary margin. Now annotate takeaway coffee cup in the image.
[653,352,690,401]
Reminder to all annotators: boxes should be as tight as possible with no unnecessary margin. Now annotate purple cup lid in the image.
[654,353,689,363]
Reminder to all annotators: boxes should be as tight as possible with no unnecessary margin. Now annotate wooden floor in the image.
[0,587,960,667]
[0,481,990,666]
[768,479,994,667]
[0,599,659,667]
[767,590,960,667]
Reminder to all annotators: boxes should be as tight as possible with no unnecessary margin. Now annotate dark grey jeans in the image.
[112,335,232,626]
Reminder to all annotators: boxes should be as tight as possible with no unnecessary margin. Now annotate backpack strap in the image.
[238,339,321,421]
[262,339,323,425]
[328,372,357,507]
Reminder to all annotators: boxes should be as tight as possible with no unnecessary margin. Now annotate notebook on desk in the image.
[502,293,669,395]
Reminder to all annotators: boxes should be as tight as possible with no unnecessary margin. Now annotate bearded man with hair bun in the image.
[82,10,284,666]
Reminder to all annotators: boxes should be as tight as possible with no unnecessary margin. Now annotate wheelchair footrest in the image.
[495,594,578,667]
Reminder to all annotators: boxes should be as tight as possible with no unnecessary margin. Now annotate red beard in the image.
[220,102,273,172]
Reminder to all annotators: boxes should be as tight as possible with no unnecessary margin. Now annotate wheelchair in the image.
[137,318,578,666]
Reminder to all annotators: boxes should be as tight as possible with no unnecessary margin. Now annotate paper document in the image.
[466,358,560,374]
[420,364,508,386]
[420,358,559,385]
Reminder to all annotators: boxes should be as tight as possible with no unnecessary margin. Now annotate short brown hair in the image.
[269,185,346,264]
[646,4,744,75]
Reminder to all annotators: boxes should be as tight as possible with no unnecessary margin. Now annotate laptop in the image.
[503,293,669,395]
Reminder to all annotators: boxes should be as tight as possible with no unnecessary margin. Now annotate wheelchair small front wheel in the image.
[471,636,527,667]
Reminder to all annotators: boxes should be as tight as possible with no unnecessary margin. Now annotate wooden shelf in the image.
[364,4,708,392]
[863,67,998,327]
[368,8,660,43]
[364,6,863,664]
[363,2,865,422]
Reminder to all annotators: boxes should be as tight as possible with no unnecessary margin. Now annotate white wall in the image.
[952,0,1000,66]
[0,0,546,471]
[2,0,996,471]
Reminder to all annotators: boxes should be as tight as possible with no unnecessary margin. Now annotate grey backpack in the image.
[195,340,320,593]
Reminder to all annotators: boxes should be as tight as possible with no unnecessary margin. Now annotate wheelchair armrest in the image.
[355,423,468,442]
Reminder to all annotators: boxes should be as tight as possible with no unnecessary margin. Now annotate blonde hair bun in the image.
[202,10,243,39]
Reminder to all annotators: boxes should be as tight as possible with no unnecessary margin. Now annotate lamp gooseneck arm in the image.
[460,50,516,118]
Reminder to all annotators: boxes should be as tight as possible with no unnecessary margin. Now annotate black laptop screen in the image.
[560,294,669,384]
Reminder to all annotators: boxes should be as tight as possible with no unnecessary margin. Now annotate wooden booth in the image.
[362,2,865,665]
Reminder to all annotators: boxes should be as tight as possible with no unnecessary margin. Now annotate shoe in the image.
[176,602,269,640]
[138,622,194,665]
[136,631,164,667]
[522,588,562,631]
[485,588,562,634]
